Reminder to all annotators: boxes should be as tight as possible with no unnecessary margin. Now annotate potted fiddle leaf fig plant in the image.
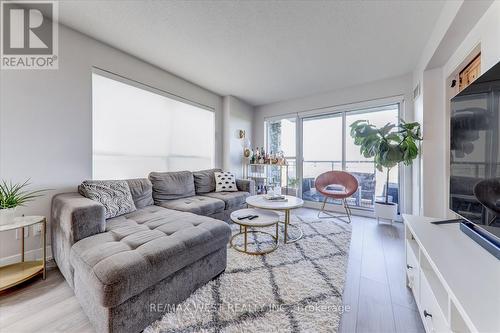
[350,120,422,222]
[0,179,48,225]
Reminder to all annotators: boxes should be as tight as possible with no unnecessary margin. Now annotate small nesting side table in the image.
[0,216,47,291]
[230,208,280,255]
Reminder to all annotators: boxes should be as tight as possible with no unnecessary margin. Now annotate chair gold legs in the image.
[317,197,352,224]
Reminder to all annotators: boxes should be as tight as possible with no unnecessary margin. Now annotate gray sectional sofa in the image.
[150,169,254,221]
[51,169,254,333]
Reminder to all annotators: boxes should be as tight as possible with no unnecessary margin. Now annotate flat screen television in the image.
[450,60,500,255]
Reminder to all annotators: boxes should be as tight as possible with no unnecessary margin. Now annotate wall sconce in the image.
[239,129,251,177]
[239,129,250,149]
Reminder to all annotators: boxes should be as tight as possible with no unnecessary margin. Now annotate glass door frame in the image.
[264,96,408,217]
[264,114,299,194]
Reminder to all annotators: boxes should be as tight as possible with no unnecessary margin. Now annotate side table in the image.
[246,195,304,243]
[230,208,279,255]
[0,216,47,291]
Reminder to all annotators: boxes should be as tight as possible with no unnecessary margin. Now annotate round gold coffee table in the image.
[230,208,279,255]
[246,195,304,244]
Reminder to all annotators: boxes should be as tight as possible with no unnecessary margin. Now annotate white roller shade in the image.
[92,72,215,180]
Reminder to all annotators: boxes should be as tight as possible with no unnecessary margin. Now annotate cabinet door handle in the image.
[406,264,413,269]
[423,310,432,318]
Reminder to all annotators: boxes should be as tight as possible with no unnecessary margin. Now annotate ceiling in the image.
[57,0,445,106]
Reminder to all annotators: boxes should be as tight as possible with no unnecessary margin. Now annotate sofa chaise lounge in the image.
[51,169,254,332]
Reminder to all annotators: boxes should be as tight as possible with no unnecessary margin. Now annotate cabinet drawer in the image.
[406,242,419,298]
[420,273,449,333]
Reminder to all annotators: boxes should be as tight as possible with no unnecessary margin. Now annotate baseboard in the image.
[0,246,53,266]
[303,201,403,222]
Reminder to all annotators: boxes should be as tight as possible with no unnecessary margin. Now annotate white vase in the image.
[0,207,17,225]
[374,202,398,224]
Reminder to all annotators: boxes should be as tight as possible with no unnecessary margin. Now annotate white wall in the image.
[421,68,447,216]
[222,96,254,178]
[413,0,500,218]
[0,24,224,260]
[253,73,416,214]
[254,74,414,144]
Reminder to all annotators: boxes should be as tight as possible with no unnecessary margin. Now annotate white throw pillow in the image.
[214,172,237,192]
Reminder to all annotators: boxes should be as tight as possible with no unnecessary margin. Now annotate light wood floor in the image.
[0,208,424,333]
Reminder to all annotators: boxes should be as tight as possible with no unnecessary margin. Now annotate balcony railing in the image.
[247,158,399,210]
[280,159,398,210]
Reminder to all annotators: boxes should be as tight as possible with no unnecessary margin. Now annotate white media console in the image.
[403,215,499,333]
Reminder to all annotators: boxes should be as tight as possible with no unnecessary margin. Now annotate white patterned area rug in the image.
[145,215,352,333]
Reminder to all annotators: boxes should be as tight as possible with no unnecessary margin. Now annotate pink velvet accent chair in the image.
[314,171,359,223]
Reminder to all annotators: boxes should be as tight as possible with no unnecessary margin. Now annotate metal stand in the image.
[230,224,279,255]
[317,198,352,223]
[282,209,303,243]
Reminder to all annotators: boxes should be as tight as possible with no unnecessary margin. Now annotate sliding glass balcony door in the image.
[300,104,400,211]
[265,102,401,212]
[302,114,343,203]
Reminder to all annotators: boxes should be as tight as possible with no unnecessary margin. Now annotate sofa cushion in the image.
[149,171,195,203]
[214,171,238,192]
[126,178,154,209]
[70,206,231,308]
[78,180,136,219]
[200,191,250,210]
[158,196,225,216]
[193,168,222,194]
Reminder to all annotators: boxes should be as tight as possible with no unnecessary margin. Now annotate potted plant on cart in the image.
[0,180,48,225]
[350,120,422,223]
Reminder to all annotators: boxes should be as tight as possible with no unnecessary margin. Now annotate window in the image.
[92,72,215,180]
[265,102,401,212]
[344,105,400,209]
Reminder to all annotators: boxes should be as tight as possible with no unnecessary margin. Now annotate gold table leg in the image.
[42,218,46,280]
[275,223,279,244]
[244,226,248,252]
[21,227,25,262]
[284,209,289,243]
[230,228,279,255]
[282,209,303,244]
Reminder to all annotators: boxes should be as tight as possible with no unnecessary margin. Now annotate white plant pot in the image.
[0,207,17,225]
[374,202,397,223]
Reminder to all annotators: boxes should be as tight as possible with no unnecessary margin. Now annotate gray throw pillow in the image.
[214,171,238,192]
[79,180,136,219]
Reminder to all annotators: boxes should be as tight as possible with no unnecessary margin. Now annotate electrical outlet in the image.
[15,227,29,240]
[33,223,42,235]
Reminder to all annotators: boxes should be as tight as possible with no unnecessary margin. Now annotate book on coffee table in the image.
[264,194,288,202]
